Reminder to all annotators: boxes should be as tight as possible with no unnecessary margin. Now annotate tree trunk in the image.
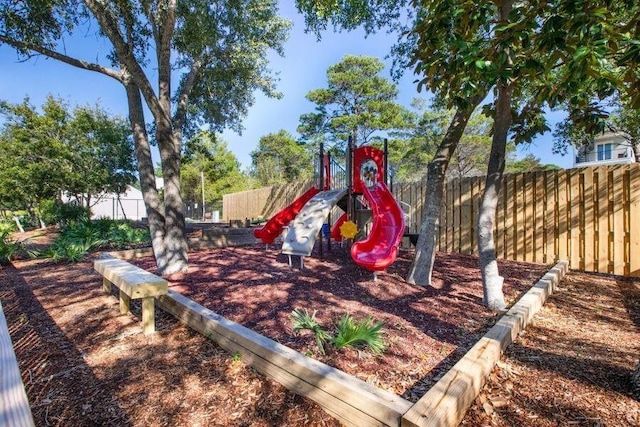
[477,0,513,311]
[13,216,24,233]
[124,80,172,273]
[407,95,485,286]
[157,120,189,275]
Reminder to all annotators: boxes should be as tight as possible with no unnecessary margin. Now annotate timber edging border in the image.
[402,260,569,427]
[107,247,569,427]
[0,300,35,427]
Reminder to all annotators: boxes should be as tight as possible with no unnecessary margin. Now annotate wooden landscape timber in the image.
[156,290,413,427]
[149,257,568,427]
[0,301,35,427]
[402,260,569,427]
[101,244,570,426]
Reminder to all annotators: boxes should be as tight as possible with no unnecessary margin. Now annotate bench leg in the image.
[142,297,155,335]
[120,292,131,315]
[103,278,112,294]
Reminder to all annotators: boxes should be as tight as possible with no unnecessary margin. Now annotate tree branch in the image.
[83,0,162,119]
[173,57,204,131]
[0,34,124,82]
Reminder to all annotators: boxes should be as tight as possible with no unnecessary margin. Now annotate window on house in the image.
[597,143,612,161]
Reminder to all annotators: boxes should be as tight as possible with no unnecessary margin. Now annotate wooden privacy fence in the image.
[223,164,640,277]
[222,179,314,222]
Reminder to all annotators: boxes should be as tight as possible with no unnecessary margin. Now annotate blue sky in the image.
[0,2,574,171]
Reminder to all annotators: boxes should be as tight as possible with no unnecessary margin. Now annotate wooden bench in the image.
[94,257,168,335]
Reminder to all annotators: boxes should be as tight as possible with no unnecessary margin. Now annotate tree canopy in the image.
[181,131,250,214]
[1,0,291,274]
[251,130,313,186]
[298,55,410,150]
[0,96,136,215]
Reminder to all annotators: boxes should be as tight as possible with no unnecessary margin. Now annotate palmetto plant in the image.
[291,308,331,355]
[332,314,385,355]
[0,230,23,264]
[291,309,386,356]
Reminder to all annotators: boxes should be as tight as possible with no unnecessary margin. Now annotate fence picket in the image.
[629,165,640,276]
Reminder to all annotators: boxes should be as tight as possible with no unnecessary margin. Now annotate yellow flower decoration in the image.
[339,220,358,240]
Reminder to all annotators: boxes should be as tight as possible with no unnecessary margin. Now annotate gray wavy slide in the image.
[281,188,348,256]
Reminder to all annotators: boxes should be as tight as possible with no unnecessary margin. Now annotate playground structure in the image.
[253,139,405,272]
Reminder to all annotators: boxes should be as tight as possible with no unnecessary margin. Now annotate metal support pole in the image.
[383,138,388,187]
[347,135,353,222]
[201,171,206,221]
[319,142,325,190]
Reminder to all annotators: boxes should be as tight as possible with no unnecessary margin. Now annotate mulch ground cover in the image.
[1,230,638,426]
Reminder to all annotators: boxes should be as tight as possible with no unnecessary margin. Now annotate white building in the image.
[574,132,636,168]
[90,185,147,220]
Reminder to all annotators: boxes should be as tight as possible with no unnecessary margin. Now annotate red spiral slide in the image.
[350,182,405,271]
[253,186,320,244]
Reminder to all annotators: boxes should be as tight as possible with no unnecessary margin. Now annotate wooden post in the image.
[612,166,625,275]
[142,297,155,335]
[120,292,131,315]
[103,277,111,295]
[0,302,35,427]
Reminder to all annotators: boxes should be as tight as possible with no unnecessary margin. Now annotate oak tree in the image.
[1,0,290,274]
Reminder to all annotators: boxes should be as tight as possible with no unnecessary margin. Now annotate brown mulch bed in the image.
[130,245,549,401]
[1,237,638,426]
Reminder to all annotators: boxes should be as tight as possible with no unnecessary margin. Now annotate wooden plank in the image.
[523,173,534,262]
[453,179,461,253]
[568,169,582,270]
[557,170,568,262]
[612,166,626,275]
[157,291,412,427]
[94,258,168,298]
[402,261,569,427]
[504,174,515,260]
[515,174,525,262]
[460,178,472,254]
[437,182,444,251]
[544,171,556,263]
[583,169,595,271]
[142,297,155,335]
[119,292,131,315]
[606,169,615,273]
[629,164,640,277]
[445,181,454,253]
[534,172,545,264]
[102,277,111,294]
[595,169,609,272]
[495,176,504,259]
[0,301,36,427]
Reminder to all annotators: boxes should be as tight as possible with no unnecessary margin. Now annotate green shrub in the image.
[291,309,386,356]
[43,218,150,262]
[0,230,22,264]
[331,314,385,355]
[62,220,107,249]
[291,308,331,355]
[39,199,91,227]
[0,220,16,234]
[43,242,89,263]
[105,221,150,249]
